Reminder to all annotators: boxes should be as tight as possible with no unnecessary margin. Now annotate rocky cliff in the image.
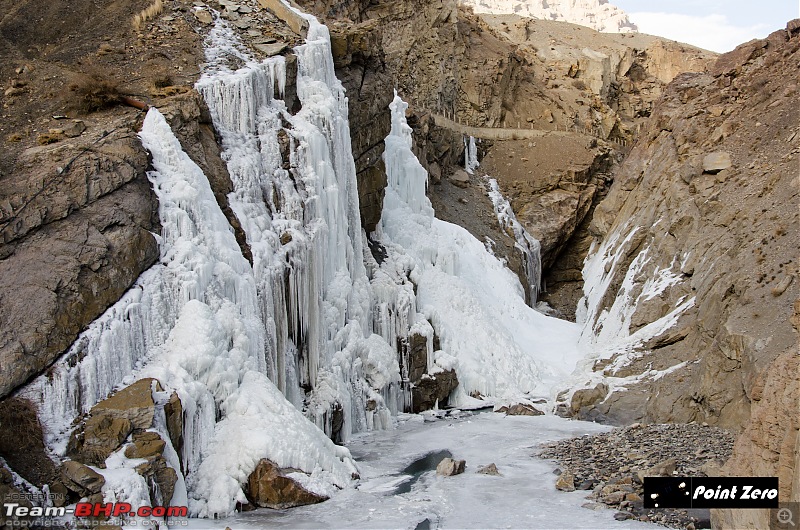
[460,0,637,34]
[565,22,799,433]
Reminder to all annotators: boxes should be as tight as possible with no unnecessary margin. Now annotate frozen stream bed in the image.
[187,412,655,529]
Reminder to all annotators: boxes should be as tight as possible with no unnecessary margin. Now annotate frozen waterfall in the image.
[376,93,581,406]
[21,3,590,521]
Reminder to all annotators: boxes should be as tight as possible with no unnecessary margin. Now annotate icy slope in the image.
[377,94,582,404]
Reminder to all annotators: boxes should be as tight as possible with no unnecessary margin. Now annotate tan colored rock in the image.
[636,458,677,482]
[92,378,157,430]
[496,403,545,416]
[555,471,575,491]
[63,120,86,138]
[712,348,799,530]
[257,0,309,37]
[61,461,105,496]
[247,459,327,509]
[124,431,166,459]
[570,383,608,415]
[67,414,132,467]
[449,169,470,188]
[436,457,466,476]
[477,463,500,475]
[194,9,213,24]
[254,42,288,56]
[701,151,731,174]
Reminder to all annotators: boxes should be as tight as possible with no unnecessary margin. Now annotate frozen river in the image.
[188,412,656,529]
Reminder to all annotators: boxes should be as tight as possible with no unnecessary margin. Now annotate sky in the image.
[611,0,798,53]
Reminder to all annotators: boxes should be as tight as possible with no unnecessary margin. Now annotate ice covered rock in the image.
[412,371,459,413]
[246,459,327,509]
[436,457,466,476]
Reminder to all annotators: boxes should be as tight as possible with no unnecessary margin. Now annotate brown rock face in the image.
[712,347,800,529]
[572,24,799,429]
[61,461,105,497]
[67,414,133,467]
[0,123,159,399]
[411,370,459,413]
[247,459,328,509]
[67,378,156,466]
[0,397,61,488]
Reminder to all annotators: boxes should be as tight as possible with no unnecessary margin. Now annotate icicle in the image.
[464,135,479,174]
[486,178,542,304]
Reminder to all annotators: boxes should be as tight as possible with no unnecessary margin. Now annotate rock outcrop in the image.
[460,0,638,34]
[712,333,800,528]
[246,459,328,509]
[565,23,799,431]
[64,378,181,506]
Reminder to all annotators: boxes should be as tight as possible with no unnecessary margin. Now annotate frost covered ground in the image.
[185,412,655,529]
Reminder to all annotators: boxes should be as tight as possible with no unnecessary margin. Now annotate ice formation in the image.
[486,177,543,304]
[568,223,696,396]
[464,135,479,174]
[18,1,628,520]
[377,93,582,405]
[23,8,397,519]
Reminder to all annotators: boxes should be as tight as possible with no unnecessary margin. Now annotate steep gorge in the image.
[0,0,797,525]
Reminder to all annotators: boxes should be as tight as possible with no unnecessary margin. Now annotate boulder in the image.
[701,151,732,174]
[124,431,166,459]
[569,383,609,415]
[67,415,132,467]
[411,370,458,413]
[496,403,545,416]
[194,9,213,24]
[449,169,470,188]
[636,458,677,482]
[254,42,288,56]
[477,463,500,476]
[247,459,327,509]
[436,457,466,476]
[61,461,105,496]
[63,120,86,138]
[90,378,157,430]
[555,471,575,491]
